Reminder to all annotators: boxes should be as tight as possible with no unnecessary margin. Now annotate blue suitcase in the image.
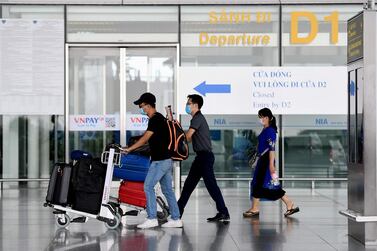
[113,154,150,181]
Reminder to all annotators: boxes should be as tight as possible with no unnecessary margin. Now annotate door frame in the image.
[64,43,180,162]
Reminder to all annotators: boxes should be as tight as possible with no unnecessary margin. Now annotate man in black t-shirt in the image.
[177,94,230,222]
[124,92,182,229]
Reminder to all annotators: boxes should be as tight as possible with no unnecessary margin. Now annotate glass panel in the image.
[280,5,358,186]
[180,6,279,66]
[349,70,356,164]
[67,6,178,43]
[283,115,347,178]
[125,47,176,143]
[180,115,261,178]
[0,5,64,185]
[1,115,64,182]
[282,5,361,66]
[356,68,363,164]
[180,6,279,181]
[68,48,120,156]
[1,5,64,19]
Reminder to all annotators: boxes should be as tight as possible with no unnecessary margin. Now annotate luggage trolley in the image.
[101,145,170,223]
[44,147,123,230]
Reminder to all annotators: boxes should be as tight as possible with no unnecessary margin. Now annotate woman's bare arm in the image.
[269,151,276,175]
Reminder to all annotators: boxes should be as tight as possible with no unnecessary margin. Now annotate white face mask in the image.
[259,118,264,125]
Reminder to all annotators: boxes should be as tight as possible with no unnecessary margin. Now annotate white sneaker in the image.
[161,219,183,228]
[137,219,159,229]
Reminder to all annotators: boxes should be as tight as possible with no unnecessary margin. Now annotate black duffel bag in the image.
[104,137,150,157]
[104,143,122,153]
[127,135,150,156]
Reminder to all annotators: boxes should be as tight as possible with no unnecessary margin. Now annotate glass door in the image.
[67,46,177,158]
[123,47,176,146]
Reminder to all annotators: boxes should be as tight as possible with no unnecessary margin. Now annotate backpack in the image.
[166,119,189,161]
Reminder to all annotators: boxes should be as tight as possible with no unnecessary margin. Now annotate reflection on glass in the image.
[125,48,176,144]
[126,48,175,112]
[181,128,259,178]
[283,115,347,179]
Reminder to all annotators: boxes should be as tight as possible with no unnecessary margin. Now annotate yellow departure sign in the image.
[199,10,341,47]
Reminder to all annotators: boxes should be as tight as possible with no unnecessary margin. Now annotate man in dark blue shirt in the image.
[178,94,230,222]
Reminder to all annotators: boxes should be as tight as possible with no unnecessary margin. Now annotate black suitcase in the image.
[71,158,107,214]
[46,163,72,206]
[73,191,104,215]
[71,158,106,193]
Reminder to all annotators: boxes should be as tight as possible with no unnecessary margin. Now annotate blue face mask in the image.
[185,105,191,115]
[140,107,147,116]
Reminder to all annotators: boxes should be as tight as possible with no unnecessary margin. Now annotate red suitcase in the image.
[118,181,147,208]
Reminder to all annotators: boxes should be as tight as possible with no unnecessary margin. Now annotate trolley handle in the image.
[101,149,122,166]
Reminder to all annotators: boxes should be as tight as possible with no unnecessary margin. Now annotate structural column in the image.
[2,116,19,188]
[27,116,39,188]
[39,116,50,179]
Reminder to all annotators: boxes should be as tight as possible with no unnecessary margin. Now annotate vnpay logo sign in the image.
[74,116,104,128]
[130,117,149,124]
[130,116,149,128]
[105,117,116,128]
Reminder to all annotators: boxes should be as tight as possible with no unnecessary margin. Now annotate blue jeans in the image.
[144,159,180,220]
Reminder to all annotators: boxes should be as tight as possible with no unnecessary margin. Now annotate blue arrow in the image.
[349,80,355,97]
[194,81,231,96]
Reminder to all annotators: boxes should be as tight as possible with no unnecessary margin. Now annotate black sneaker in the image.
[207,213,230,222]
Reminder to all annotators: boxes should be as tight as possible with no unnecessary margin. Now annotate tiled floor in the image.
[0,185,374,251]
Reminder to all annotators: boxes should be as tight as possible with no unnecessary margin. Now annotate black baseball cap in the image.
[133,92,156,106]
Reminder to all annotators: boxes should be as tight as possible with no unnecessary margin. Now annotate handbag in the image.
[248,149,258,168]
[263,172,281,190]
[247,144,258,168]
[264,178,281,190]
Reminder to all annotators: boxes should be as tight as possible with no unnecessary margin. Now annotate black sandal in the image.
[243,211,259,217]
[284,206,300,217]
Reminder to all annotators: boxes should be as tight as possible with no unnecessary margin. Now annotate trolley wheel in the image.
[104,215,121,230]
[55,214,71,228]
[116,212,122,220]
[157,208,169,222]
